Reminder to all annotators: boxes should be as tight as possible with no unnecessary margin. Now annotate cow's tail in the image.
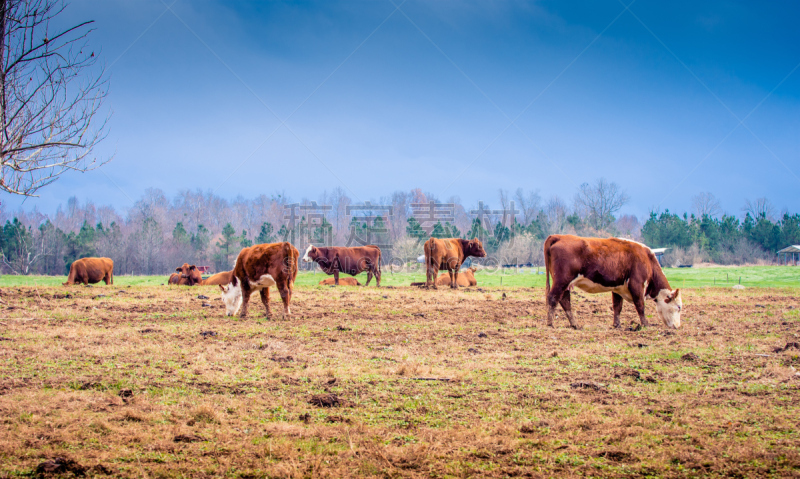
[285,242,298,289]
[544,236,553,295]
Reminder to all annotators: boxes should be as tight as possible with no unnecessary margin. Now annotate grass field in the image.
[0,277,799,477]
[2,264,799,289]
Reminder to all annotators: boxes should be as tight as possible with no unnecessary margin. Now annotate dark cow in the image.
[424,238,486,289]
[219,242,299,319]
[63,257,114,286]
[201,271,231,286]
[302,245,381,286]
[544,234,683,329]
[319,277,361,286]
[411,266,478,287]
[168,263,202,286]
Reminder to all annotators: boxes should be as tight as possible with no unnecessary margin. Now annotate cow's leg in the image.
[333,270,339,286]
[429,261,439,290]
[365,269,373,286]
[278,284,291,318]
[546,283,568,327]
[374,264,381,287]
[612,293,624,329]
[559,290,581,330]
[629,285,649,327]
[239,288,252,319]
[259,288,271,319]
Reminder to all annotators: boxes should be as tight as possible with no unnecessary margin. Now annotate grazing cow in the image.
[63,257,114,286]
[544,234,683,329]
[219,242,299,319]
[319,277,361,286]
[302,245,382,286]
[424,238,486,289]
[201,271,231,286]
[168,263,203,286]
[411,266,478,287]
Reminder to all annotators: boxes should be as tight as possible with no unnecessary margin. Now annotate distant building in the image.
[777,245,800,265]
[650,247,668,267]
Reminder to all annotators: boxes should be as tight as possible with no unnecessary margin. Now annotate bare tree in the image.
[691,192,722,219]
[543,195,569,236]
[514,188,541,225]
[573,178,630,231]
[0,0,109,196]
[742,197,776,221]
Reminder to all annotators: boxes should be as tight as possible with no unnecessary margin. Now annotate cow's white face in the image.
[654,289,682,329]
[219,281,242,316]
[302,245,314,263]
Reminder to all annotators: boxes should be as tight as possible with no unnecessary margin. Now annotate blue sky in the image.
[5,0,799,218]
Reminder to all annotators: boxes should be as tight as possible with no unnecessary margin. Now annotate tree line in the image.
[0,184,793,276]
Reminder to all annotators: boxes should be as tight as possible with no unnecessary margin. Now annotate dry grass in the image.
[0,283,799,477]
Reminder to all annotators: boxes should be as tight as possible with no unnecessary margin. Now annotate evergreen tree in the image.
[213,223,239,271]
[240,230,253,248]
[256,222,275,244]
[172,222,190,245]
[406,217,427,242]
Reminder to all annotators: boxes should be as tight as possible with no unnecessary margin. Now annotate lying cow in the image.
[168,263,202,286]
[411,266,477,287]
[544,234,682,329]
[219,242,299,319]
[424,238,486,289]
[302,245,381,286]
[319,277,361,286]
[63,257,114,286]
[202,271,231,286]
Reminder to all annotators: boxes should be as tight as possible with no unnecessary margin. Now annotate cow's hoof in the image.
[570,324,583,330]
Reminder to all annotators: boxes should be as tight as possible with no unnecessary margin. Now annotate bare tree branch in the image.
[573,178,629,231]
[691,192,722,219]
[0,0,109,197]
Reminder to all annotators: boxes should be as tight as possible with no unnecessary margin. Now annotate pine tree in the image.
[256,222,275,244]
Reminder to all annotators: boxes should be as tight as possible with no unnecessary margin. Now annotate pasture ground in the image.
[0,281,799,477]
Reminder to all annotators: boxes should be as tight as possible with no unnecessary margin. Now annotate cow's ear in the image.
[175,267,182,272]
[189,265,196,270]
[665,289,678,303]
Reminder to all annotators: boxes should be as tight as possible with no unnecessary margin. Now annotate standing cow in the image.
[424,238,486,289]
[219,242,298,319]
[168,263,203,286]
[544,235,683,329]
[302,245,382,286]
[63,258,114,286]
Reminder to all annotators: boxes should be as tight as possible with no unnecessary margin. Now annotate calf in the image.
[302,245,381,286]
[424,238,486,289]
[319,277,361,286]
[168,263,202,286]
[219,242,298,319]
[544,235,682,329]
[202,271,231,286]
[411,266,478,287]
[63,258,114,286]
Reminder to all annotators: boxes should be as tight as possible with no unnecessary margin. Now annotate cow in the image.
[302,245,382,286]
[411,266,478,287]
[63,257,114,286]
[424,238,486,289]
[168,263,203,286]
[219,242,299,319]
[202,271,231,286]
[543,234,683,330]
[319,277,361,286]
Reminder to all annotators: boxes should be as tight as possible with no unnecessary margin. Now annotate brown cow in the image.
[544,235,683,330]
[319,277,361,286]
[424,238,486,289]
[219,242,299,319]
[202,271,231,286]
[63,257,114,286]
[168,263,202,286]
[411,266,477,287]
[302,245,381,286]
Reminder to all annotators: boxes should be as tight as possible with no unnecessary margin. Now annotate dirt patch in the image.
[309,393,344,408]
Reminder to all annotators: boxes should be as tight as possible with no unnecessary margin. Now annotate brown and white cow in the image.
[168,263,203,286]
[201,271,231,286]
[302,245,381,286]
[424,238,486,289]
[544,234,682,329]
[63,257,114,286]
[411,266,478,288]
[319,277,361,286]
[219,242,299,319]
